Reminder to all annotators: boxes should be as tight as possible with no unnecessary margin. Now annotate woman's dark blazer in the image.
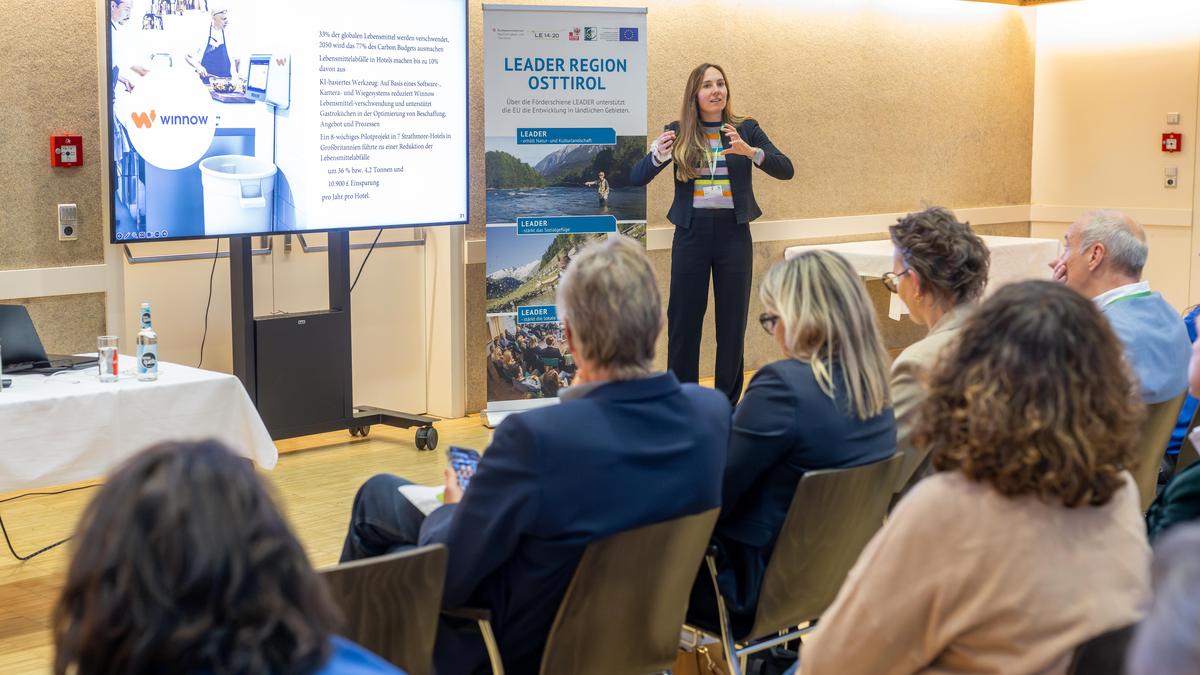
[629,118,794,228]
[694,359,896,634]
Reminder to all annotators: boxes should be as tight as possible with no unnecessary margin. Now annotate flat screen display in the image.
[246,56,268,96]
[105,0,468,242]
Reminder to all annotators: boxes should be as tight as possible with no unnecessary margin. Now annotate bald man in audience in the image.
[1049,210,1190,404]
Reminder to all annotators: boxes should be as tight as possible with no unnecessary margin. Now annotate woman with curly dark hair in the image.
[883,206,990,494]
[53,439,405,675]
[798,281,1151,675]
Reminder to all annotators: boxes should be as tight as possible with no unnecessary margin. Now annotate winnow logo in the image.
[130,110,157,128]
[129,111,210,129]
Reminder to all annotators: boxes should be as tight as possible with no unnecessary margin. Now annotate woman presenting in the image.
[631,63,793,404]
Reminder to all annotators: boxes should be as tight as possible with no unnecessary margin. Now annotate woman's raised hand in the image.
[652,129,676,160]
[720,123,757,158]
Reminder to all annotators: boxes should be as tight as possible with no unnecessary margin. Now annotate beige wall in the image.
[1030,0,1200,311]
[467,0,1036,412]
[5,0,1045,416]
[0,0,106,335]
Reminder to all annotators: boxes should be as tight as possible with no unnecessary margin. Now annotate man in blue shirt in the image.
[1049,210,1190,404]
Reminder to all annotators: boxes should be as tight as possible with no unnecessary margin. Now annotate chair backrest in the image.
[1066,623,1136,675]
[746,453,903,641]
[319,544,448,675]
[1133,393,1187,511]
[1176,403,1200,475]
[543,357,561,368]
[538,508,720,675]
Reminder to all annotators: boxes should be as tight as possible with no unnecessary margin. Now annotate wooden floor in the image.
[0,415,495,674]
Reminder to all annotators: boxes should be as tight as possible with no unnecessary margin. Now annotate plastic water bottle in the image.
[136,302,158,381]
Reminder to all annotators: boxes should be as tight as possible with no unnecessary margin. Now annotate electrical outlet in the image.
[57,204,78,241]
[1168,112,1181,125]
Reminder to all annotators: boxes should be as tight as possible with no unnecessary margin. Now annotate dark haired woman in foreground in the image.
[798,281,1150,674]
[54,439,404,675]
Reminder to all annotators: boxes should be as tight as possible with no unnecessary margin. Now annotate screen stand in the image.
[229,232,438,450]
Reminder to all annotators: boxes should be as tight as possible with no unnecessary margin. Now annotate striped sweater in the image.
[693,121,734,210]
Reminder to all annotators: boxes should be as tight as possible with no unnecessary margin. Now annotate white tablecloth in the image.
[784,235,1060,318]
[0,355,277,492]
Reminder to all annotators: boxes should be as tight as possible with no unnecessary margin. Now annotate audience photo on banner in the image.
[485,314,574,402]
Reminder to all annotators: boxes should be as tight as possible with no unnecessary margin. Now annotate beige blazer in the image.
[890,304,973,485]
[801,472,1151,675]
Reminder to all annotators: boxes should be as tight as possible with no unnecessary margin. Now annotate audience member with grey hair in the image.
[1048,210,1189,404]
[338,235,730,674]
[1127,523,1200,675]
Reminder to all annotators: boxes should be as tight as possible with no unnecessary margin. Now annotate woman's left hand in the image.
[720,124,758,158]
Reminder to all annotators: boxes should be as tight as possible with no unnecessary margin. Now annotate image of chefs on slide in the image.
[109,0,150,95]
[630,62,794,405]
[186,4,240,84]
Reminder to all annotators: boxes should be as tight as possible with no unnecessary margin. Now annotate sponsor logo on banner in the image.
[619,27,639,42]
[534,30,561,40]
[492,27,526,40]
[584,27,597,41]
[568,27,580,41]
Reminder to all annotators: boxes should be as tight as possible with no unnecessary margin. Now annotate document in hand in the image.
[398,484,446,516]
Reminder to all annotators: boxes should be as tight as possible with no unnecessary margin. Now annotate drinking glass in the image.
[98,336,119,382]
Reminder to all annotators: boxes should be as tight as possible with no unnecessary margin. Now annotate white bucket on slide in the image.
[199,155,277,235]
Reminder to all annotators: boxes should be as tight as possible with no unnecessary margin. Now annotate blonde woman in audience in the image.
[54,440,404,675]
[883,206,990,496]
[798,280,1150,675]
[688,250,896,636]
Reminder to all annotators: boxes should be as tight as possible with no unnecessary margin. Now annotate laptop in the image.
[0,305,98,374]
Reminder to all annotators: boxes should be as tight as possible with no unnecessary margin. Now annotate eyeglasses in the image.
[881,268,912,294]
[759,313,780,334]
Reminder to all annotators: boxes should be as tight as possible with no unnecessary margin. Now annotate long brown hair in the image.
[673,63,746,182]
[918,280,1142,507]
[53,440,341,675]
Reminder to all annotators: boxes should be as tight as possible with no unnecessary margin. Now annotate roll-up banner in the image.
[482,5,648,426]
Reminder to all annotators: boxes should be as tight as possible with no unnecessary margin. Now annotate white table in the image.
[0,355,276,492]
[784,235,1060,318]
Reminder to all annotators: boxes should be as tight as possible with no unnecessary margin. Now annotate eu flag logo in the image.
[619,27,638,42]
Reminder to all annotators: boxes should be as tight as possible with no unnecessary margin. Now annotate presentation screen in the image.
[106,0,468,243]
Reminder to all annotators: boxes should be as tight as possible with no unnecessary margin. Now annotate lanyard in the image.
[706,142,718,181]
[1103,289,1152,308]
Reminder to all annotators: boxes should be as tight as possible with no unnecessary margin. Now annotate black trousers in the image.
[668,209,753,405]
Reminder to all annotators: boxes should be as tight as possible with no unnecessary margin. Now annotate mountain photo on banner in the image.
[484,135,647,223]
[485,227,610,312]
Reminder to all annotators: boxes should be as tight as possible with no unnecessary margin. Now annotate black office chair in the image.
[319,544,448,675]
[451,508,721,675]
[692,454,903,675]
[1066,624,1137,675]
